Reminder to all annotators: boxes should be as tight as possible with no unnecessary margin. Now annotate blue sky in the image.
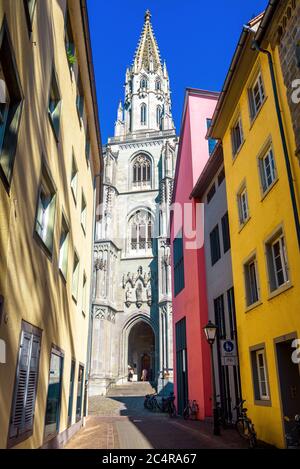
[87,0,268,143]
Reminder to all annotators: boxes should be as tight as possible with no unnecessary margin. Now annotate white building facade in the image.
[89,11,178,395]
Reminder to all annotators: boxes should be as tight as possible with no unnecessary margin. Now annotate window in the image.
[72,252,80,301]
[210,225,221,266]
[23,0,37,33]
[140,77,147,90]
[206,118,217,156]
[231,116,244,156]
[129,210,153,253]
[156,105,162,129]
[249,72,265,120]
[155,79,161,91]
[70,152,78,204]
[0,20,23,188]
[266,231,289,292]
[35,165,57,254]
[65,9,75,71]
[238,186,249,225]
[76,365,84,422]
[81,193,87,234]
[132,154,151,187]
[259,147,277,193]
[8,321,41,448]
[48,68,61,141]
[214,295,226,338]
[76,72,84,121]
[251,347,270,401]
[218,167,225,186]
[67,360,75,427]
[207,183,216,204]
[173,232,185,296]
[44,348,64,440]
[221,212,231,253]
[82,273,87,316]
[141,103,147,125]
[85,126,91,163]
[244,256,259,306]
[59,215,69,280]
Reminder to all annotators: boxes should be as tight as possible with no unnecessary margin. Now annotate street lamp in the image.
[203,320,220,436]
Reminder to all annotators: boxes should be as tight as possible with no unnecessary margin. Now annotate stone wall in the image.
[278,0,300,156]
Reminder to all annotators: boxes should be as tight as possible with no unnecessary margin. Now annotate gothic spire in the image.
[133,10,162,73]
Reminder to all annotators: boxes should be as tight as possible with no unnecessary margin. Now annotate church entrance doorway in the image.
[128,321,155,382]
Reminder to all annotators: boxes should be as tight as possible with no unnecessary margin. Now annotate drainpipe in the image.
[83,172,102,422]
[252,41,300,249]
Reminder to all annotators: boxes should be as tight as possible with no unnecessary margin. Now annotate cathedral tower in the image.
[90,10,178,395]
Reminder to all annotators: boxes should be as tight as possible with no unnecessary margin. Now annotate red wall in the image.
[171,90,218,419]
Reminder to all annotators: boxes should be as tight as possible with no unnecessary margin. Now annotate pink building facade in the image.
[170,89,219,418]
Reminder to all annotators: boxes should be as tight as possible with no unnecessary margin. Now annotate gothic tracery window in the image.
[132,154,151,187]
[129,210,153,253]
[155,79,161,91]
[140,77,148,90]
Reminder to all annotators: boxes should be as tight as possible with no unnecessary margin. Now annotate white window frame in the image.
[261,147,276,192]
[141,103,147,125]
[271,235,289,289]
[247,259,259,305]
[256,350,270,400]
[249,72,265,119]
[59,216,69,280]
[70,154,78,204]
[231,115,244,156]
[81,192,87,234]
[238,187,249,224]
[72,252,80,302]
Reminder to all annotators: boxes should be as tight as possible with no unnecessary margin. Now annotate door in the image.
[276,337,300,446]
[141,354,150,381]
[176,318,188,416]
[44,348,64,440]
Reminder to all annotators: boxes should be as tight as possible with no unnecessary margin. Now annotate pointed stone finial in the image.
[145,9,151,22]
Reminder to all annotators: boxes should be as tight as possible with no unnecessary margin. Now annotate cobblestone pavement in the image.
[64,383,249,450]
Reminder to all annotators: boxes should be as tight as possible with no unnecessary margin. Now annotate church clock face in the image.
[90,10,178,396]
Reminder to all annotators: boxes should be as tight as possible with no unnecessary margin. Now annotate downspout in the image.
[252,41,300,249]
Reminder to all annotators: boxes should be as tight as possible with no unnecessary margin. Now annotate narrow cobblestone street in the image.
[64,383,249,449]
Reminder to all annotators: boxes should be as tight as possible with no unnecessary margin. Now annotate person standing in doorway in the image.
[141,368,148,382]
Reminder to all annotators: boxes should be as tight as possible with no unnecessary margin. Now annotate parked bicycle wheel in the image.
[236,418,255,440]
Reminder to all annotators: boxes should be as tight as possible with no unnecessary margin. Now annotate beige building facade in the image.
[0,0,101,448]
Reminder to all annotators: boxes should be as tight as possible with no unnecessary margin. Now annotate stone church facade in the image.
[89,11,178,395]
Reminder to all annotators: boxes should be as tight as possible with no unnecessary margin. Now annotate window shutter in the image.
[248,88,254,120]
[24,335,40,432]
[9,331,32,439]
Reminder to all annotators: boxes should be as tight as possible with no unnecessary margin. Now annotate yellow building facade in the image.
[209,4,300,448]
[0,0,101,448]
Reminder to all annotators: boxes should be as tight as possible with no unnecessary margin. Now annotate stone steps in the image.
[107,382,155,397]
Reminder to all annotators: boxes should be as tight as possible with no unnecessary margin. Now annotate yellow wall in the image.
[0,0,100,448]
[222,48,300,448]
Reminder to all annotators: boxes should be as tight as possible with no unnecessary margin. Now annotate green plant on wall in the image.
[67,47,76,66]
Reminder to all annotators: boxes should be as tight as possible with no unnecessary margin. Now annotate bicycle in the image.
[284,414,300,448]
[183,400,199,420]
[234,400,257,448]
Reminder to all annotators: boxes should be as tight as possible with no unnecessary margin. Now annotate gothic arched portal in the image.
[128,321,155,382]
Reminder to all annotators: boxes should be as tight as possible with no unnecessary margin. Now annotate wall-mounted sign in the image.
[220,339,236,357]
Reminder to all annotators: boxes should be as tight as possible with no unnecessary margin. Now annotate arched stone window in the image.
[141,103,147,125]
[140,77,148,90]
[156,105,162,128]
[155,79,161,91]
[132,154,151,187]
[129,210,153,253]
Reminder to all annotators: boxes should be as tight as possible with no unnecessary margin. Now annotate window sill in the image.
[48,111,60,143]
[249,96,268,131]
[238,216,251,234]
[260,177,279,202]
[268,281,293,301]
[254,399,272,407]
[232,139,245,164]
[245,300,263,313]
[33,231,53,261]
[59,268,67,284]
